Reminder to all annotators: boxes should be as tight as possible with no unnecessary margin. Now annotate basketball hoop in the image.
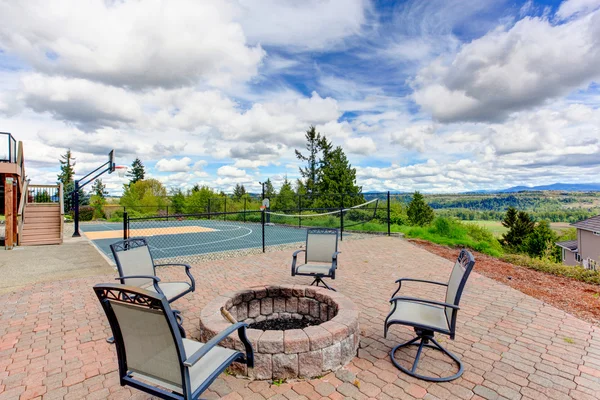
[114,165,128,178]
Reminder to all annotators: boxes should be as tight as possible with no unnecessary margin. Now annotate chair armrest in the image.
[154,263,195,291]
[329,252,341,279]
[389,296,460,310]
[291,249,306,276]
[391,278,447,298]
[116,275,162,294]
[394,278,447,286]
[184,322,254,367]
[332,251,341,260]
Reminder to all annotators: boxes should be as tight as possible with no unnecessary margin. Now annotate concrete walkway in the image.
[0,237,114,295]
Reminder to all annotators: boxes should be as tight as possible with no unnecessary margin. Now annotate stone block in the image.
[322,342,342,371]
[299,350,323,378]
[305,287,318,298]
[320,303,329,321]
[279,284,295,297]
[341,335,356,364]
[292,285,305,297]
[255,315,266,323]
[304,325,332,350]
[259,330,284,354]
[250,353,272,380]
[254,287,268,299]
[273,297,286,313]
[309,300,320,318]
[266,286,281,297]
[248,299,260,318]
[241,290,255,302]
[284,329,310,354]
[236,303,248,321]
[320,321,349,342]
[261,297,273,315]
[285,297,298,313]
[298,298,311,315]
[272,353,299,379]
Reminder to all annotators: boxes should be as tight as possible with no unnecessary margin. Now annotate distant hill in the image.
[499,183,600,193]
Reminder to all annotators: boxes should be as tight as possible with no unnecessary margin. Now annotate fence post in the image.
[261,209,266,253]
[298,195,301,228]
[387,191,391,236]
[166,206,169,222]
[208,198,211,220]
[244,197,247,223]
[123,211,128,240]
[224,197,227,221]
[340,193,344,241]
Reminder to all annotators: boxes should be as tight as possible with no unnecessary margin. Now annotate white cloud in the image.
[344,136,376,155]
[0,0,264,88]
[217,165,247,177]
[556,0,600,19]
[235,0,368,50]
[155,157,193,172]
[413,10,600,122]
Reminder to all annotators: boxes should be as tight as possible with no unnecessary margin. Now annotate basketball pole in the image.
[71,150,116,237]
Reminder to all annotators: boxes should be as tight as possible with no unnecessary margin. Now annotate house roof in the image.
[555,240,578,252]
[571,215,600,232]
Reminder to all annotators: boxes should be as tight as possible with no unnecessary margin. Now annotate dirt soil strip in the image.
[408,239,600,326]
[84,226,216,240]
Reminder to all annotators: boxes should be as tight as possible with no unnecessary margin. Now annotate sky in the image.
[1,0,600,195]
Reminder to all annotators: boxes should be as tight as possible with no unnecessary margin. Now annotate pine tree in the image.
[127,158,145,184]
[233,184,247,200]
[295,126,330,201]
[91,179,108,198]
[407,191,434,226]
[502,209,535,249]
[264,179,275,200]
[57,149,76,186]
[315,146,363,208]
[276,176,297,211]
[501,207,517,230]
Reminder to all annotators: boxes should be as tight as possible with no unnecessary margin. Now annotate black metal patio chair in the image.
[384,249,475,382]
[94,284,254,400]
[108,237,195,341]
[291,228,340,291]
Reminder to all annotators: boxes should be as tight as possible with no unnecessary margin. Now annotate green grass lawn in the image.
[462,220,572,237]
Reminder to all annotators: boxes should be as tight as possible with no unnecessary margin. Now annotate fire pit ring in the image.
[199,285,360,380]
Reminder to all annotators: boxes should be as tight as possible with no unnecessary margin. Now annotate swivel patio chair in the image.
[108,237,195,340]
[291,228,340,291]
[94,283,254,400]
[384,249,475,382]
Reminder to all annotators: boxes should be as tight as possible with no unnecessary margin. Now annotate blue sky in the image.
[1,0,599,194]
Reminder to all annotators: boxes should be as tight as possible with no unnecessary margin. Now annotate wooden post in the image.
[5,176,14,249]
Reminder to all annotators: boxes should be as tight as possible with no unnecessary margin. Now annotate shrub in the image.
[502,254,600,285]
[78,205,94,221]
[407,191,434,226]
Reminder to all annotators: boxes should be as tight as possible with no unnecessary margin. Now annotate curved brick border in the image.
[199,285,360,380]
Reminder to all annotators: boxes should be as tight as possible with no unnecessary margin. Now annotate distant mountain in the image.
[498,183,600,193]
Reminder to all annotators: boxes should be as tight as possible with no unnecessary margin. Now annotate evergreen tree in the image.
[57,149,76,186]
[315,146,363,208]
[170,188,186,214]
[233,184,247,200]
[407,191,434,226]
[523,220,557,258]
[91,179,108,198]
[264,179,275,200]
[276,176,297,211]
[295,126,329,201]
[501,207,517,230]
[127,158,145,184]
[502,210,535,249]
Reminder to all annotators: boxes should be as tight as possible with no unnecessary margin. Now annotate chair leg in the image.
[390,328,463,382]
[309,277,336,291]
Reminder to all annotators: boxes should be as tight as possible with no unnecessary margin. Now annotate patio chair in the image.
[384,249,475,382]
[108,237,195,341]
[291,228,340,291]
[94,283,254,400]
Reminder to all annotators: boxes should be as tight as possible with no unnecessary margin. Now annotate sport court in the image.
[80,219,309,260]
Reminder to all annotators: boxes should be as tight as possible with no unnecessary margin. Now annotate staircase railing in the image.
[28,184,61,204]
[17,179,29,245]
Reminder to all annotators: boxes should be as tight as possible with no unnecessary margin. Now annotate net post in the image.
[261,209,266,253]
[387,191,391,236]
[123,211,128,240]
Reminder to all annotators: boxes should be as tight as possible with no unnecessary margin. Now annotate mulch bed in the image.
[408,239,600,326]
[249,317,320,331]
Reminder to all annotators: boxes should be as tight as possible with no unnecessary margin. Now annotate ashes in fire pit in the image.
[249,317,319,331]
[199,284,360,380]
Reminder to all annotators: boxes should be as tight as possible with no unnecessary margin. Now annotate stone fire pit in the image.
[199,285,360,380]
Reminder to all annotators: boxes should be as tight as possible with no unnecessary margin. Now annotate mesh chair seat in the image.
[183,339,239,393]
[296,264,333,276]
[387,301,449,333]
[145,282,192,301]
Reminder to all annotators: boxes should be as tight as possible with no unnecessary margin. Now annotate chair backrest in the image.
[444,249,475,333]
[110,238,156,288]
[94,284,188,393]
[305,228,338,263]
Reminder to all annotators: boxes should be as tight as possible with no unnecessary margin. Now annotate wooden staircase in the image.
[21,203,63,245]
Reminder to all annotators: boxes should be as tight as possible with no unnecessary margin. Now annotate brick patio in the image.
[1,236,599,399]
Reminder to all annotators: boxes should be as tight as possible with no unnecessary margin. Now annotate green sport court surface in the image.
[80,220,311,260]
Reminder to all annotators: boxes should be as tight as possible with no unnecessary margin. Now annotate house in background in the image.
[556,215,600,271]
